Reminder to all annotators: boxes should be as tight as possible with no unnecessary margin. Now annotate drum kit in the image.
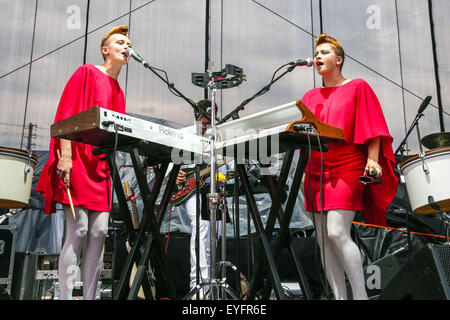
[0,147,38,224]
[398,132,450,243]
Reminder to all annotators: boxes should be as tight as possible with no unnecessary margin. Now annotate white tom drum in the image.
[399,146,450,214]
[0,147,38,208]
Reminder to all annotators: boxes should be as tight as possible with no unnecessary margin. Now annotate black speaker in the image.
[379,244,450,300]
[364,254,403,298]
[345,252,405,299]
[0,225,18,295]
[0,285,12,300]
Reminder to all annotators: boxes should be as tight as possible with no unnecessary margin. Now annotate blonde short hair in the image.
[100,25,129,60]
[316,34,345,70]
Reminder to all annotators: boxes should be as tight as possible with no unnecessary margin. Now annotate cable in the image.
[312,126,328,298]
[19,0,38,150]
[165,205,174,254]
[250,0,449,117]
[220,61,294,123]
[108,123,120,300]
[109,123,120,210]
[306,133,328,297]
[147,64,198,107]
[1,0,159,80]
[394,0,408,146]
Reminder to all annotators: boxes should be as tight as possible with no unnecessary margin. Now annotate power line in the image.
[20,0,38,150]
[0,0,158,80]
[251,0,449,117]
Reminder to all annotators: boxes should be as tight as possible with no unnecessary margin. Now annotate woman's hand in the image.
[365,158,382,178]
[57,155,72,188]
[366,136,382,178]
[176,170,186,185]
[57,139,72,188]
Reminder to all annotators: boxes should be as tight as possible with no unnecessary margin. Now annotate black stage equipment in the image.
[379,243,450,300]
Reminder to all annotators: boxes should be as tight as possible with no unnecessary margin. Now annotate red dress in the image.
[301,79,398,226]
[36,64,126,214]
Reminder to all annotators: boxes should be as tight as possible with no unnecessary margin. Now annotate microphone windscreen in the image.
[418,95,432,114]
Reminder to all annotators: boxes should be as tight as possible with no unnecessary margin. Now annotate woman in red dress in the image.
[301,34,398,300]
[36,26,131,300]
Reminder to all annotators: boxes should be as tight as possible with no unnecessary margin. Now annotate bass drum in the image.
[399,146,450,214]
[0,147,39,208]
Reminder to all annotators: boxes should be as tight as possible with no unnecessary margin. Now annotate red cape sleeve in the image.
[36,65,96,214]
[354,80,399,226]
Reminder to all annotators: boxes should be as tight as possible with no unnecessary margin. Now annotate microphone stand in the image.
[395,111,426,157]
[133,56,214,299]
[194,121,202,300]
[206,71,220,299]
[395,96,432,157]
[183,71,241,301]
[218,63,296,125]
[395,103,429,252]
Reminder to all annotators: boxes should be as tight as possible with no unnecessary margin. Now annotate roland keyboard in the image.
[51,106,209,161]
[51,101,344,163]
[214,99,345,161]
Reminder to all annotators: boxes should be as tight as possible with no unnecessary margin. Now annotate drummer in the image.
[36,26,131,300]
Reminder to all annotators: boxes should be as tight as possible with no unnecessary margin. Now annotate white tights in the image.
[311,210,368,300]
[58,205,109,300]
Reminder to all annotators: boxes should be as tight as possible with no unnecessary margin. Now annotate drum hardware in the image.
[397,164,406,185]
[24,146,34,174]
[416,118,430,174]
[0,209,20,225]
[24,159,31,174]
[418,151,430,174]
[428,196,450,244]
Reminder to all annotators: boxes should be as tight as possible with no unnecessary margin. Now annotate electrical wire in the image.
[312,126,327,298]
[250,0,448,116]
[147,64,198,107]
[165,205,174,254]
[306,132,329,297]
[109,123,120,212]
[109,123,120,300]
[0,0,159,80]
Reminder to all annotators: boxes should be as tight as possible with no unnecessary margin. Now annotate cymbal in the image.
[421,132,450,149]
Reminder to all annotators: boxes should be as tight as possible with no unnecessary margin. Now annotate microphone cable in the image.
[306,129,329,298]
[108,122,120,300]
[222,61,294,124]
[146,63,198,108]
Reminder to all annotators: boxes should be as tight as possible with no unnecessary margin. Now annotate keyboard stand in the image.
[235,161,285,299]
[240,142,328,300]
[258,146,313,300]
[94,146,180,300]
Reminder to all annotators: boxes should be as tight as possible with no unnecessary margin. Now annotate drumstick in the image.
[56,150,76,221]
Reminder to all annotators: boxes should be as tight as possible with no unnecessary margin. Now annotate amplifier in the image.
[11,252,59,300]
[0,225,18,294]
[10,252,112,300]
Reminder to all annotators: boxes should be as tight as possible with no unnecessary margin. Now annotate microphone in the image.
[125,48,148,66]
[417,95,432,114]
[289,58,314,67]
